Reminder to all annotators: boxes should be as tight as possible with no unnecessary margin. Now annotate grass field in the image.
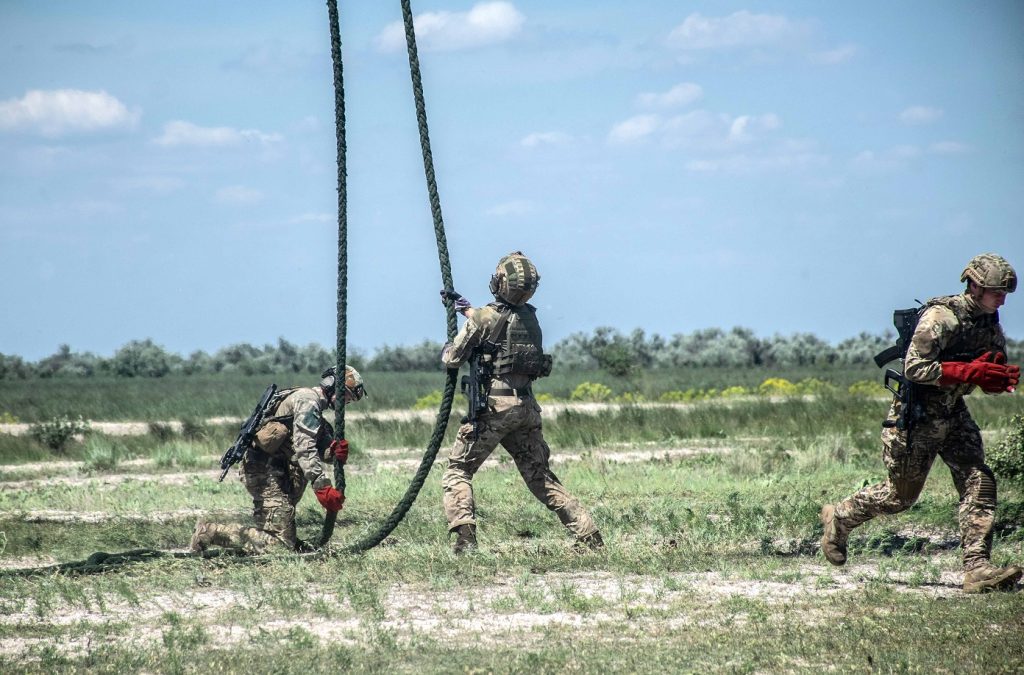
[1,371,1023,672]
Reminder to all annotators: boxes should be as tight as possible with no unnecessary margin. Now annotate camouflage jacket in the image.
[904,292,1006,412]
[266,387,333,490]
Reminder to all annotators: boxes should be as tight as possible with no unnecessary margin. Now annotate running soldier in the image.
[190,366,366,554]
[440,251,603,553]
[820,254,1021,592]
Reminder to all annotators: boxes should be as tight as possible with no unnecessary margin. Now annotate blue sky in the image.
[2,1,1022,361]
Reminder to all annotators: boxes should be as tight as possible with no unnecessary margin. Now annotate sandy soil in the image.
[0,561,979,661]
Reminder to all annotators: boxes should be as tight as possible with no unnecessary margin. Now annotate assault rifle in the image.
[219,383,277,481]
[461,341,499,439]
[873,305,925,433]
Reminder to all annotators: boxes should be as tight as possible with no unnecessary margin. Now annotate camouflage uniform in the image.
[198,387,335,554]
[831,292,1006,571]
[441,303,599,543]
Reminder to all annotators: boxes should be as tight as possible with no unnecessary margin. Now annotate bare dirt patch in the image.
[0,563,978,662]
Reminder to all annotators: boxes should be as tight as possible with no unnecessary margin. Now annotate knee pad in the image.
[975,465,997,508]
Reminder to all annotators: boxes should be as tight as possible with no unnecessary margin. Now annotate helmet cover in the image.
[489,250,540,305]
[320,365,367,401]
[961,253,1017,293]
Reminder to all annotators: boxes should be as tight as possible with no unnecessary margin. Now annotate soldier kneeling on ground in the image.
[190,366,365,554]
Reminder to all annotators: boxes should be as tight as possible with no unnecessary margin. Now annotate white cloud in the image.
[608,114,662,144]
[609,108,820,174]
[154,121,282,148]
[727,113,781,142]
[852,145,922,171]
[930,141,971,155]
[520,131,571,147]
[611,110,781,149]
[636,83,703,109]
[376,1,524,53]
[215,185,264,205]
[899,106,943,125]
[486,200,534,217]
[684,150,826,174]
[809,44,858,65]
[667,11,806,50]
[0,89,139,137]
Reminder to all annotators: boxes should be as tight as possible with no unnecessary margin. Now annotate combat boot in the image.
[452,524,477,554]
[819,504,850,566]
[189,521,215,553]
[962,563,1023,594]
[575,531,605,552]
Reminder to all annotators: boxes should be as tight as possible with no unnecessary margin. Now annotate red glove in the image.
[938,351,1020,393]
[314,486,345,513]
[329,439,349,464]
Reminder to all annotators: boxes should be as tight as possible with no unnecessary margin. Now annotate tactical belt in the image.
[489,386,532,398]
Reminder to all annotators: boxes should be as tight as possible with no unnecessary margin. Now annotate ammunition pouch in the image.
[492,350,553,379]
[254,420,289,456]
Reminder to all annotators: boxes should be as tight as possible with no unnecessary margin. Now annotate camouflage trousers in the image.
[442,394,598,539]
[204,450,308,554]
[834,399,997,570]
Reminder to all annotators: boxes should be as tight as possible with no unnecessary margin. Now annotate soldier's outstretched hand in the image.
[329,439,349,464]
[440,289,472,315]
[314,486,344,513]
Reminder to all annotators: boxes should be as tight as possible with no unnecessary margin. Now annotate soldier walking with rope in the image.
[440,251,604,554]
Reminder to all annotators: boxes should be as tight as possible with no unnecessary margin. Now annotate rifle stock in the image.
[218,383,277,482]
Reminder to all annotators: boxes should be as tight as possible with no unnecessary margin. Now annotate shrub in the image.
[570,382,613,403]
[988,414,1024,481]
[535,393,556,404]
[83,437,123,472]
[148,422,177,442]
[848,380,885,397]
[758,378,799,397]
[659,390,691,403]
[795,378,838,395]
[719,386,749,398]
[413,390,444,410]
[28,415,90,454]
[0,412,18,424]
[154,442,203,469]
[614,392,647,404]
[180,418,209,441]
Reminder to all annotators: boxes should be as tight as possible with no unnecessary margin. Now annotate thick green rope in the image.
[319,0,348,549]
[333,0,459,554]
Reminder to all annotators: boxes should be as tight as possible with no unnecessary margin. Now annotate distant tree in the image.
[31,344,106,377]
[369,340,444,371]
[212,343,262,373]
[764,333,837,367]
[0,353,31,380]
[1006,337,1023,364]
[550,332,600,370]
[110,339,174,377]
[182,350,215,375]
[835,331,893,365]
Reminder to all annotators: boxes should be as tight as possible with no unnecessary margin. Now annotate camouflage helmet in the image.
[488,250,540,305]
[961,254,1017,293]
[320,365,367,401]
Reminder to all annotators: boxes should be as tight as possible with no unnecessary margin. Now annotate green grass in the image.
[0,367,889,422]
[2,372,1024,672]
